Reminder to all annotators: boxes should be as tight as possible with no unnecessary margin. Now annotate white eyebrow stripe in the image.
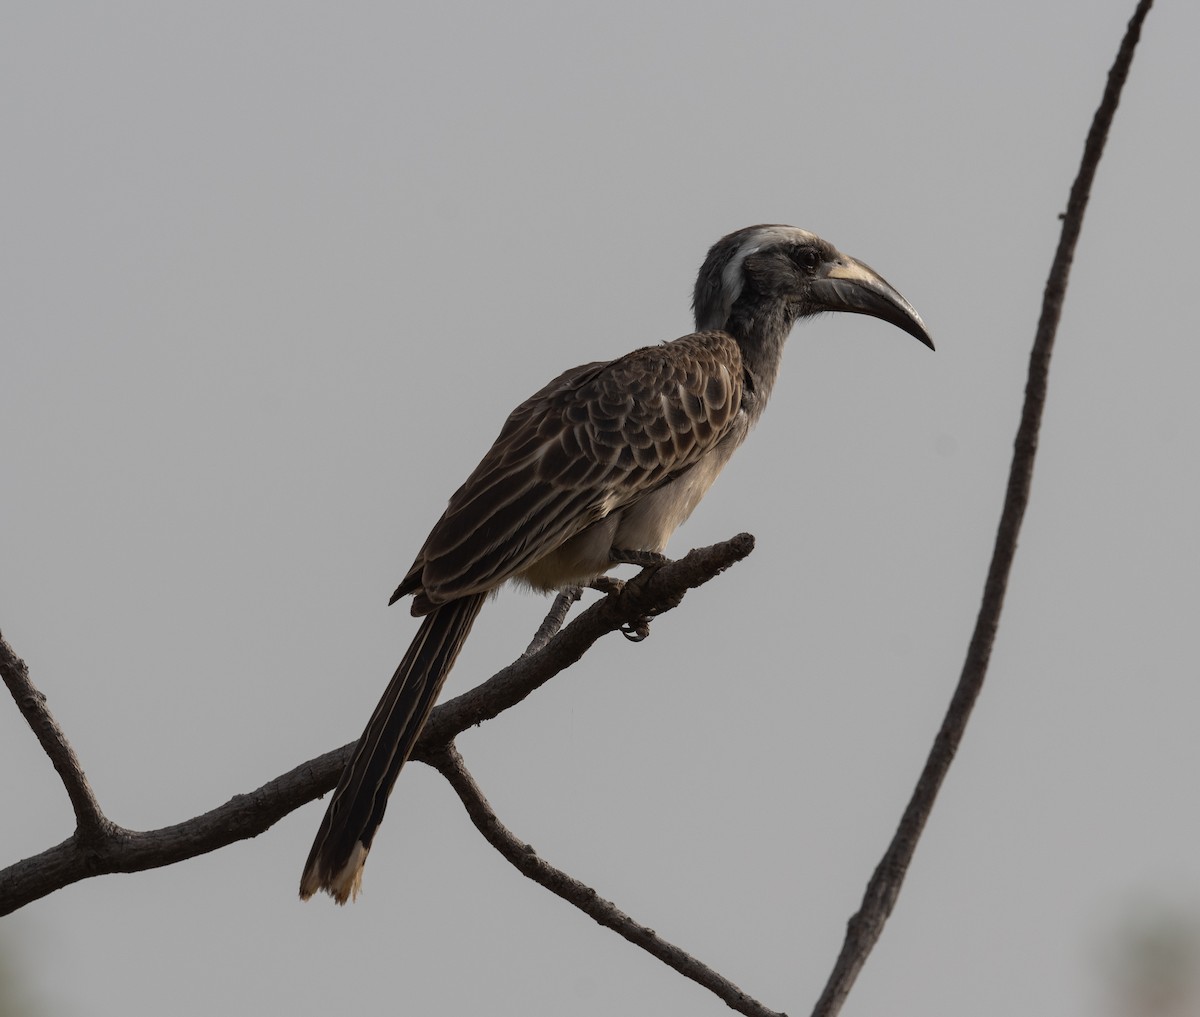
[718,226,819,316]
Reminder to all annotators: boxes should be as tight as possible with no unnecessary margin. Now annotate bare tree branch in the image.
[1,534,754,915]
[809,3,1156,1015]
[430,743,786,1017]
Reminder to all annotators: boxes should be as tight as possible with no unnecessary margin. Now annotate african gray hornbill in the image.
[300,224,934,903]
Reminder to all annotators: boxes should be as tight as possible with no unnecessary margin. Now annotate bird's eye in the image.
[794,246,822,271]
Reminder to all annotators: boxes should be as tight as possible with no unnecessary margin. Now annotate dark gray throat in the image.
[725,301,799,423]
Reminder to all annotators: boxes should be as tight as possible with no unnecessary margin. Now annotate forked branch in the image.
[0,534,754,915]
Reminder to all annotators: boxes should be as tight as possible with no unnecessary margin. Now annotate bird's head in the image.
[692,225,934,350]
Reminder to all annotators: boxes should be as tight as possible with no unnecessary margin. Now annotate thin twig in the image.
[0,632,109,842]
[810,3,1155,1015]
[431,743,785,1017]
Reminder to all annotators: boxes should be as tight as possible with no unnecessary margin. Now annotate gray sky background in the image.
[3,2,1198,1015]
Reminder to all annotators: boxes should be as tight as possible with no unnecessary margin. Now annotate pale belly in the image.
[513,430,741,593]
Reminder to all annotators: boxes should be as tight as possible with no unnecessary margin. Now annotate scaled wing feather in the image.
[406,332,744,606]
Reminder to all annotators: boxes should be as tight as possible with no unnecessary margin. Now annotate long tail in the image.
[300,593,487,903]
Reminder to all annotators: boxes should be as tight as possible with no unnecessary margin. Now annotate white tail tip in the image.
[299,841,369,905]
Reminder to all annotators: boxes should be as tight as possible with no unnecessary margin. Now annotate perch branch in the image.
[419,533,754,747]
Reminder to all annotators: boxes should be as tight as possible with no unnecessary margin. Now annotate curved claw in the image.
[620,618,652,642]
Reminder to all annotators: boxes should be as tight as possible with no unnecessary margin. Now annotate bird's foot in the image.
[589,576,648,640]
[621,585,687,641]
[600,551,675,642]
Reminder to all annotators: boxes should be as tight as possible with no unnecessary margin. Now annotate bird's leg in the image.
[588,576,625,596]
[605,549,674,642]
[521,586,582,658]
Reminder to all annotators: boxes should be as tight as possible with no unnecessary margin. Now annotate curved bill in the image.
[810,256,935,350]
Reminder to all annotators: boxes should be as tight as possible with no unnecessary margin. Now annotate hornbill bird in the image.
[301,224,934,903]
